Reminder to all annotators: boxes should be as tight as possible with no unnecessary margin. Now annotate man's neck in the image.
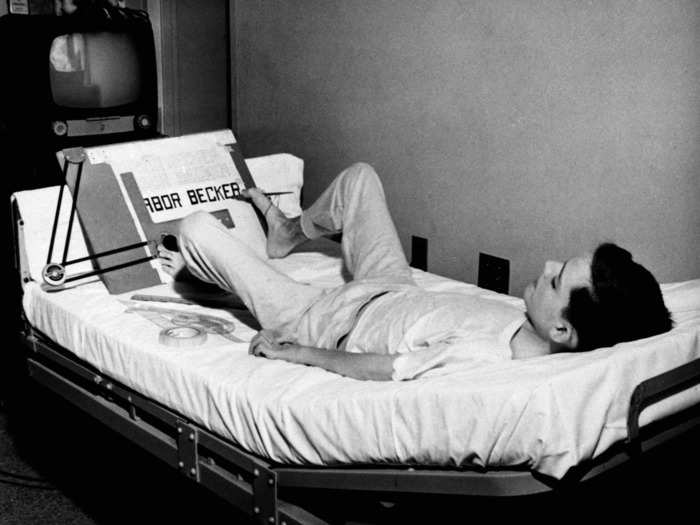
[510,319,552,359]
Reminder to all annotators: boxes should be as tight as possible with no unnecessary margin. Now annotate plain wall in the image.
[235,0,700,295]
[168,0,229,135]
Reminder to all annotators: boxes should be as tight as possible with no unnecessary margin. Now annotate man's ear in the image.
[548,317,578,350]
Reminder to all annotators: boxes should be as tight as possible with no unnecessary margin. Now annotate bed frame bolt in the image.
[105,383,113,391]
[189,468,196,477]
[188,432,195,441]
[178,461,184,468]
[93,375,102,384]
[177,427,182,434]
[268,517,275,523]
[253,506,260,514]
[253,468,259,477]
[268,478,274,486]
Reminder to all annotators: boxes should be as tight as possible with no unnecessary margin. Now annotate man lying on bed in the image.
[158,163,672,381]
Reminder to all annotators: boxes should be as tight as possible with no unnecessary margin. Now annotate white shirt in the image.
[343,289,525,380]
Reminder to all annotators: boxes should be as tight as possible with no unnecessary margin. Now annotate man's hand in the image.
[248,329,396,381]
[249,329,297,359]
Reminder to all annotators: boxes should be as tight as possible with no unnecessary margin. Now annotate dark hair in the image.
[563,243,673,352]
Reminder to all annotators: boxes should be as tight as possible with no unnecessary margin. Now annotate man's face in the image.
[523,255,593,346]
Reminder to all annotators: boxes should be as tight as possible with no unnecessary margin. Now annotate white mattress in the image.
[14,190,700,480]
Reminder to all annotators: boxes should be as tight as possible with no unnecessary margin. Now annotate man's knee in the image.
[343,162,383,191]
[178,210,220,243]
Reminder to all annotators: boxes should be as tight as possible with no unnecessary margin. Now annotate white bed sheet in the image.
[18,242,700,479]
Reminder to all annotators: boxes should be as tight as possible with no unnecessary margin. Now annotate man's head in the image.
[523,243,673,352]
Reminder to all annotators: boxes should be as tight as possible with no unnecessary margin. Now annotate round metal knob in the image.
[42,263,66,286]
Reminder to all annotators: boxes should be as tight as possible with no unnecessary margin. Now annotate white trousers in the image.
[178,162,415,348]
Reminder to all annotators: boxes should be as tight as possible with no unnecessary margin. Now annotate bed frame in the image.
[10,200,700,524]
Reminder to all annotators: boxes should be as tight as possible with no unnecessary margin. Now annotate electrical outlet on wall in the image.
[478,253,510,294]
[410,236,428,271]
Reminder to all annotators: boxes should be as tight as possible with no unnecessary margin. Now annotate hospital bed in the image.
[10,152,700,524]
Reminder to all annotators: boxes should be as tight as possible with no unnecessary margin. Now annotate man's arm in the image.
[249,330,396,381]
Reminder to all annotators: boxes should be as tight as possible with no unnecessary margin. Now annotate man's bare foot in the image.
[157,244,191,280]
[242,188,308,258]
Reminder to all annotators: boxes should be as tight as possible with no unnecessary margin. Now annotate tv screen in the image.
[49,31,143,109]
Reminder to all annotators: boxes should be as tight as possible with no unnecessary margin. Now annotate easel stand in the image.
[42,150,156,287]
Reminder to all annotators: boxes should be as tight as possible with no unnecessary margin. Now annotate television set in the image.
[0,7,158,189]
